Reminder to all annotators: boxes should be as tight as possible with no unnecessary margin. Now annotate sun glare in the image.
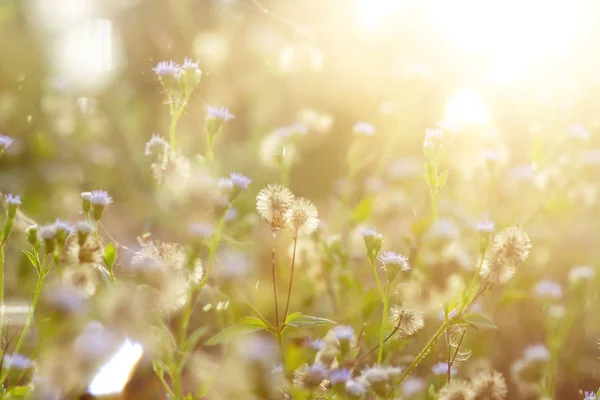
[445,88,490,126]
[355,0,400,30]
[88,339,144,396]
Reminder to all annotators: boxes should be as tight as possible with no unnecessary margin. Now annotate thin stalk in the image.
[369,259,384,299]
[276,329,285,366]
[272,245,279,328]
[377,282,392,365]
[429,185,438,222]
[0,246,4,342]
[448,329,467,383]
[594,386,600,400]
[1,271,44,385]
[461,254,485,313]
[446,328,451,384]
[282,232,298,323]
[206,135,215,163]
[398,320,450,384]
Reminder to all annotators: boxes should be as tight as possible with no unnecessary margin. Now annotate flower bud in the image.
[39,225,57,254]
[206,106,235,138]
[5,194,20,219]
[26,225,40,248]
[81,192,92,214]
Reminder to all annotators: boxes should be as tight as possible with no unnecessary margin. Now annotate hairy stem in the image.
[369,259,384,300]
[283,232,298,323]
[0,246,4,343]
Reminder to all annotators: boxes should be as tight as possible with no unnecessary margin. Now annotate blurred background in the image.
[2,0,600,398]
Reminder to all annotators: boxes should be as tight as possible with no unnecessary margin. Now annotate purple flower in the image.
[181,57,200,71]
[189,222,214,238]
[333,325,355,341]
[534,280,562,299]
[360,226,380,238]
[207,106,235,122]
[329,368,352,384]
[0,134,13,149]
[303,337,325,351]
[352,122,375,136]
[54,219,74,235]
[90,190,113,206]
[475,219,495,233]
[5,194,20,205]
[431,362,457,376]
[152,60,180,77]
[229,172,252,189]
[145,134,169,156]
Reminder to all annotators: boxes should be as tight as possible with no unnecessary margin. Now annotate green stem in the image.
[594,386,600,400]
[168,92,192,153]
[276,329,285,366]
[460,254,485,313]
[377,282,392,365]
[206,135,215,163]
[369,259,384,300]
[429,185,438,222]
[282,233,298,323]
[397,320,450,384]
[1,271,44,385]
[0,246,4,343]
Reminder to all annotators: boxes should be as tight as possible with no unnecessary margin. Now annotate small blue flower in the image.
[5,194,21,205]
[584,390,596,400]
[229,172,252,189]
[475,219,495,233]
[181,57,200,71]
[207,106,235,122]
[0,134,13,149]
[90,190,113,206]
[54,219,74,235]
[345,379,367,397]
[352,122,375,136]
[431,362,457,376]
[524,343,550,362]
[534,280,562,299]
[333,325,355,341]
[329,368,352,384]
[145,134,169,156]
[303,337,325,351]
[360,226,380,238]
[224,208,238,221]
[152,60,180,77]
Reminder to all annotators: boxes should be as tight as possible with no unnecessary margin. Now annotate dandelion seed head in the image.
[90,190,113,206]
[229,172,252,189]
[5,194,20,205]
[491,226,531,265]
[390,305,424,336]
[352,122,375,136]
[256,184,295,231]
[471,370,508,400]
[438,380,475,400]
[534,280,562,299]
[286,197,319,235]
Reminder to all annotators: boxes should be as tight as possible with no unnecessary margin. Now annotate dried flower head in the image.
[286,197,319,235]
[438,380,476,400]
[471,370,508,400]
[490,226,531,265]
[256,184,295,231]
[389,305,424,336]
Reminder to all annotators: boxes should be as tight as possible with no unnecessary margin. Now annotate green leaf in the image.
[351,196,372,224]
[284,312,302,324]
[463,313,498,330]
[22,250,38,269]
[284,314,336,328]
[437,169,449,189]
[204,317,268,346]
[104,243,118,268]
[6,386,29,397]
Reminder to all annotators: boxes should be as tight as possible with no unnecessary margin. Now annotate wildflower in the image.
[229,172,252,190]
[54,220,73,246]
[206,106,235,137]
[471,370,508,400]
[81,191,92,213]
[90,190,112,221]
[360,365,390,397]
[304,337,325,351]
[345,379,367,398]
[152,60,180,77]
[286,197,319,235]
[584,391,597,400]
[389,305,424,336]
[475,220,495,234]
[188,223,214,241]
[293,363,327,389]
[145,134,170,157]
[361,226,383,262]
[39,225,57,254]
[378,250,410,281]
[256,184,295,232]
[329,368,352,388]
[569,265,595,282]
[333,325,355,342]
[432,362,457,376]
[568,124,589,140]
[5,194,20,218]
[425,127,444,141]
[523,344,550,363]
[438,380,475,400]
[385,366,404,382]
[534,280,562,299]
[352,122,375,136]
[0,134,13,153]
[402,377,425,397]
[180,57,202,87]
[25,225,39,248]
[74,221,94,246]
